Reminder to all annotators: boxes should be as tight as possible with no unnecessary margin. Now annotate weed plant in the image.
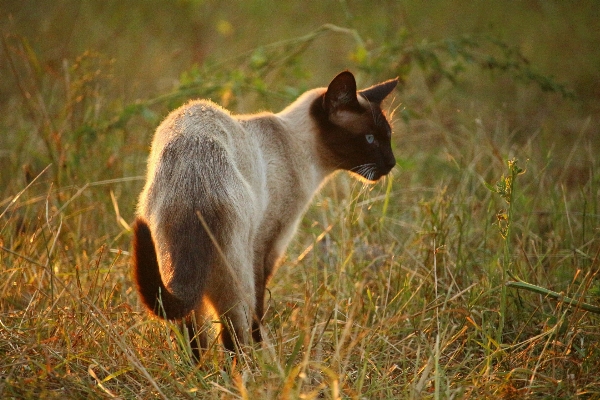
[1,2,599,399]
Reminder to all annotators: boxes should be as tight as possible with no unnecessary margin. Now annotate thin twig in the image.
[506,271,600,314]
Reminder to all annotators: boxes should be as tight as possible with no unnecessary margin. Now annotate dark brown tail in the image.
[132,218,196,320]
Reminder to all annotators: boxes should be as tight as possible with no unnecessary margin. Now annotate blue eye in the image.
[365,134,375,144]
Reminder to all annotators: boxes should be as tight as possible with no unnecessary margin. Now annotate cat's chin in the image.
[351,171,386,183]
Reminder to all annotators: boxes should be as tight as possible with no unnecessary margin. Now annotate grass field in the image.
[1,1,599,398]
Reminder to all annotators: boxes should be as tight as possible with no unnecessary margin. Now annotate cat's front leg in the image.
[251,274,265,343]
[252,247,283,344]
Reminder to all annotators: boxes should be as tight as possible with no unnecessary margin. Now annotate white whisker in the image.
[350,163,376,176]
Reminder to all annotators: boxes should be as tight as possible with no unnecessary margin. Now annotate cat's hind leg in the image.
[185,300,212,361]
[205,255,256,353]
[210,290,255,353]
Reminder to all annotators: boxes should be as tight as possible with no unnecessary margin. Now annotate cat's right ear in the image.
[323,71,360,112]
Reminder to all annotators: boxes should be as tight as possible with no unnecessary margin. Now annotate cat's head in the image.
[311,71,398,182]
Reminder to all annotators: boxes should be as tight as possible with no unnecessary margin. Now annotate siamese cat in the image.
[132,70,398,355]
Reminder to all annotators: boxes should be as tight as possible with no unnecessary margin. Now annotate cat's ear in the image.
[358,78,399,104]
[323,71,360,112]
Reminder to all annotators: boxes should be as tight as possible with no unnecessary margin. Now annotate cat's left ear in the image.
[323,70,361,112]
[358,78,399,104]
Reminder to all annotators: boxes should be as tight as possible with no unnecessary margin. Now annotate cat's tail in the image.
[132,217,197,320]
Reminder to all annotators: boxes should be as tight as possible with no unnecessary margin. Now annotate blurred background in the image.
[2,0,598,100]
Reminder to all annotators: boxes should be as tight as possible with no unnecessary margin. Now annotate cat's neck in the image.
[234,88,332,201]
[275,88,330,181]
